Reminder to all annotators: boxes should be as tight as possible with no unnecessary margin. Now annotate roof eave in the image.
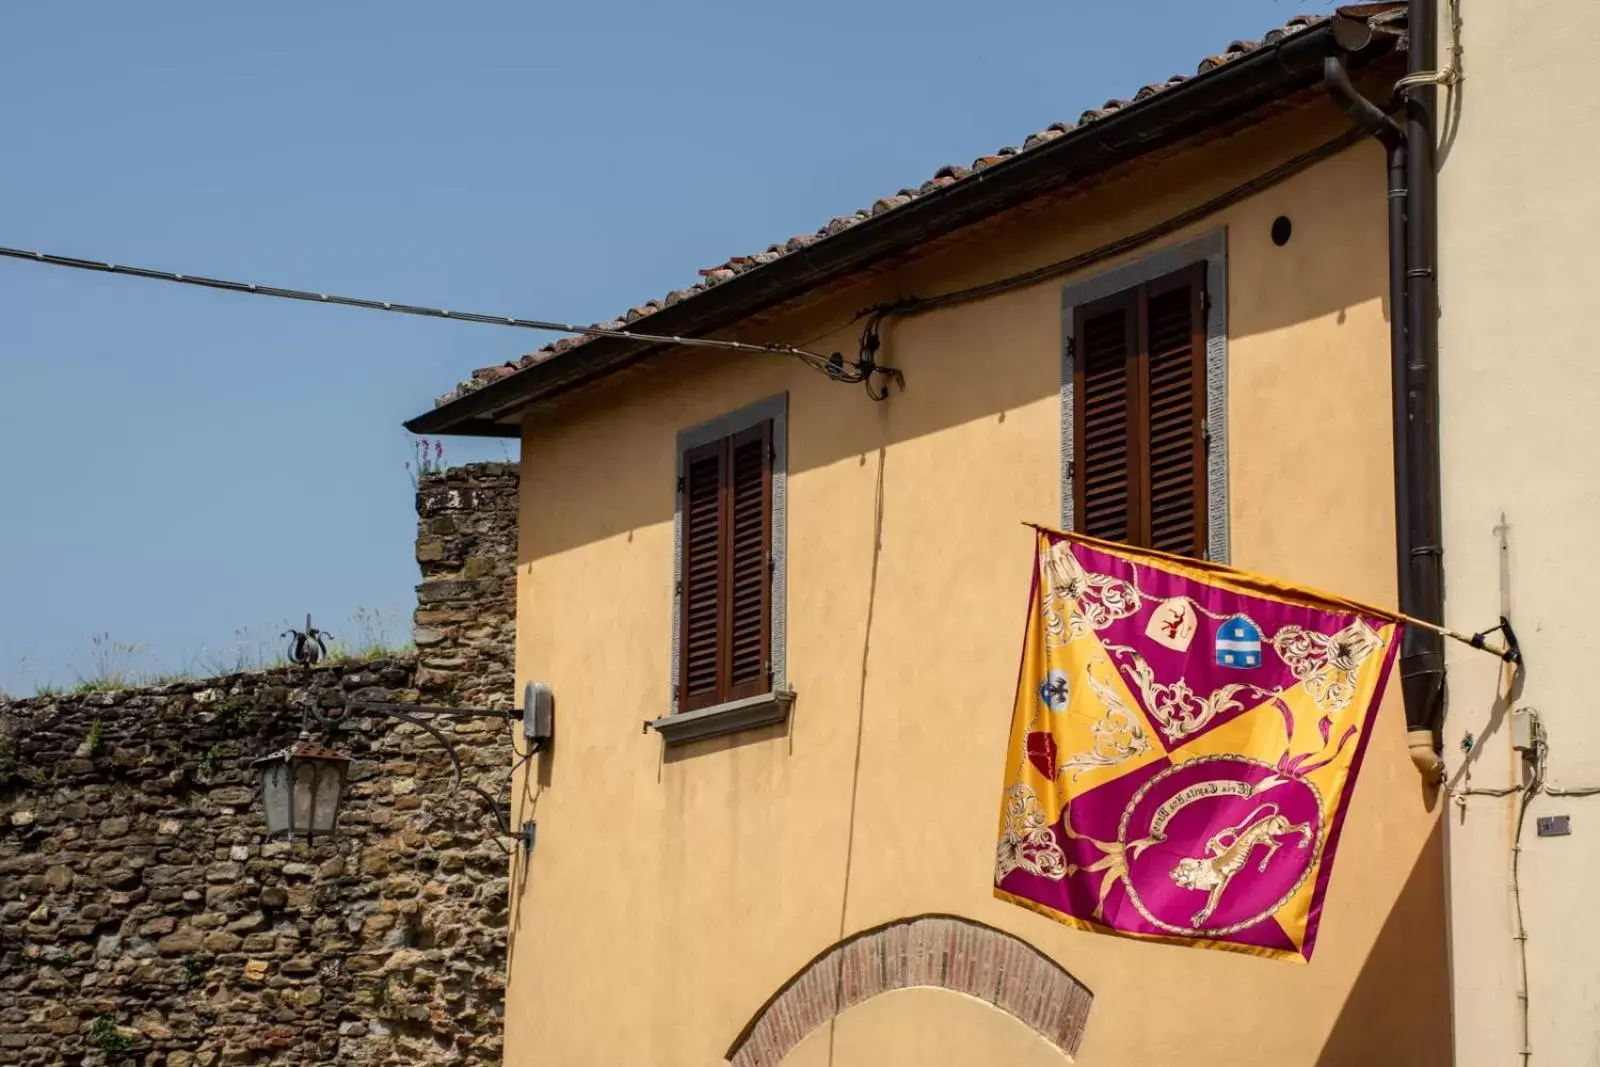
[408,19,1390,438]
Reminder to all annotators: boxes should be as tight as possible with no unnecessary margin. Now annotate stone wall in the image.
[0,462,521,1067]
[412,463,518,711]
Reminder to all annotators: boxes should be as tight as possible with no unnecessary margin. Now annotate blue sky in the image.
[0,1,1335,694]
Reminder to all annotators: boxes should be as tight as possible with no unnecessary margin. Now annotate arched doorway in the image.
[725,914,1092,1066]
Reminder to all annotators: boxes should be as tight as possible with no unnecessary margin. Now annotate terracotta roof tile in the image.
[434,14,1328,410]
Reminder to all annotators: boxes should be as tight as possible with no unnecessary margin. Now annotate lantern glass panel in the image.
[311,761,346,835]
[259,760,292,836]
[292,761,317,835]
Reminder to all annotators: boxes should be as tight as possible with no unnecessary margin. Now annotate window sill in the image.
[648,688,795,747]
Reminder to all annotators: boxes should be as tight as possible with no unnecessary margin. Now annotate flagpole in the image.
[1392,613,1521,664]
[1021,521,1522,664]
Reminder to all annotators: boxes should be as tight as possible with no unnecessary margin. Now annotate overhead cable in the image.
[6,133,1366,399]
[0,244,849,375]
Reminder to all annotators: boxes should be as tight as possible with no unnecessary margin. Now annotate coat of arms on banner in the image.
[995,529,1401,962]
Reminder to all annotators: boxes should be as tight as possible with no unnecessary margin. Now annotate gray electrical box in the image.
[524,682,554,748]
[1511,707,1538,755]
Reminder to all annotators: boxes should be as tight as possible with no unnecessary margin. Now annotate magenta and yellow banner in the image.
[994,529,1401,962]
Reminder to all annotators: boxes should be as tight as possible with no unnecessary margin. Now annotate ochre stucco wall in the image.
[506,103,1448,1066]
[1437,2,1600,1063]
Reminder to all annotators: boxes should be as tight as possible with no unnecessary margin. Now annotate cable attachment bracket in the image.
[835,314,905,402]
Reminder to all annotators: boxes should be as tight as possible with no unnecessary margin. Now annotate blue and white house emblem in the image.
[1038,670,1071,712]
[1215,616,1263,669]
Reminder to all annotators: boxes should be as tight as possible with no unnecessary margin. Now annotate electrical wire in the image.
[506,702,531,761]
[2,127,1366,404]
[460,737,543,858]
[1449,703,1600,1067]
[1454,785,1519,798]
[498,708,546,857]
[1450,735,1600,803]
[861,127,1365,325]
[1544,784,1600,798]
[1395,0,1462,91]
[7,133,1363,406]
[471,711,541,855]
[1510,713,1545,1067]
[506,747,535,786]
[0,244,889,385]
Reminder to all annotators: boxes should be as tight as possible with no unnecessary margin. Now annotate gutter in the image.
[1326,1,1447,745]
[408,18,1397,437]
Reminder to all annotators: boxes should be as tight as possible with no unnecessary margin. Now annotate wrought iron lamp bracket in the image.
[307,700,534,836]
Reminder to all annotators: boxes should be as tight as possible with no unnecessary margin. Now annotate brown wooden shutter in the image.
[1074,291,1137,543]
[725,420,772,701]
[1143,263,1207,556]
[678,419,773,712]
[679,439,727,712]
[1073,264,1207,555]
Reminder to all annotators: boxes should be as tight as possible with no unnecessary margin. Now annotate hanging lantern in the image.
[252,737,351,839]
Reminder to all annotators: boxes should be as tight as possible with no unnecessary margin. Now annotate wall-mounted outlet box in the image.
[524,682,554,747]
[1511,707,1538,755]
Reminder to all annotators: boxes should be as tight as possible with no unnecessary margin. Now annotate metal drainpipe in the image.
[1324,2,1446,748]
[1401,0,1447,746]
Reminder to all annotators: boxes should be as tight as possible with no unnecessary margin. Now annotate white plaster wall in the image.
[1438,2,1600,1064]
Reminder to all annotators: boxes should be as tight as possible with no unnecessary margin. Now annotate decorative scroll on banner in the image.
[994,528,1401,963]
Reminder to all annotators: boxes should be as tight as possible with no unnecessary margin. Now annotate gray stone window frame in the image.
[649,392,793,746]
[1059,229,1230,563]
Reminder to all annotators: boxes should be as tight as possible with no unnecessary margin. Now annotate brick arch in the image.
[724,914,1092,1066]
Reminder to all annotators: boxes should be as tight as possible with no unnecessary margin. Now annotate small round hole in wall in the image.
[1271,215,1293,246]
